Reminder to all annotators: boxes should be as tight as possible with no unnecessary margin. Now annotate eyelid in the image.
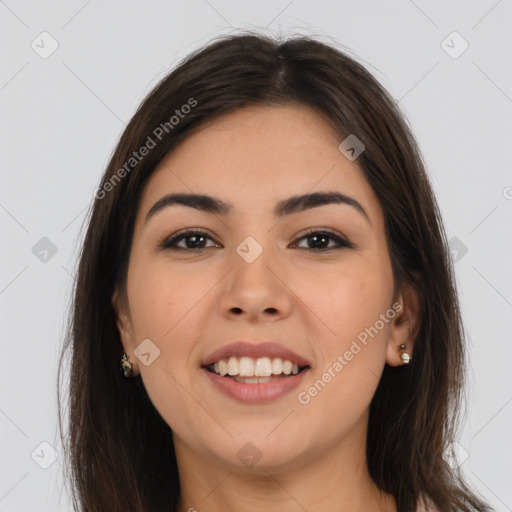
[290,227,354,250]
[158,227,353,251]
[158,228,218,250]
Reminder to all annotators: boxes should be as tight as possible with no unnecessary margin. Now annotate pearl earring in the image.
[399,344,412,364]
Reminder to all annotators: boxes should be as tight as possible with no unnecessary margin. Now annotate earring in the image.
[120,352,134,377]
[399,344,412,365]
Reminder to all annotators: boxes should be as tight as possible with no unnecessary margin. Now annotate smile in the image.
[201,357,311,404]
[205,356,309,382]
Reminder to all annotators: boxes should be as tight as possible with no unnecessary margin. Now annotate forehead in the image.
[137,104,381,225]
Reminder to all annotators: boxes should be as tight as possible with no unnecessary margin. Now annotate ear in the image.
[111,287,138,372]
[385,282,422,366]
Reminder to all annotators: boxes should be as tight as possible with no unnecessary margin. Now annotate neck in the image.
[173,412,397,512]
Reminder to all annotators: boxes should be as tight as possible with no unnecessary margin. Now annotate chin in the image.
[204,431,309,474]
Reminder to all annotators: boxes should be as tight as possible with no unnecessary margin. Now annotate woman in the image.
[58,31,493,512]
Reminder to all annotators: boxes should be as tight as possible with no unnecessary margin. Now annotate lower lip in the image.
[200,367,310,404]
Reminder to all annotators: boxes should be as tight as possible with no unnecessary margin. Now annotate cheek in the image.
[127,260,197,338]
[301,262,392,352]
[295,275,392,431]
[126,259,214,385]
[125,263,204,429]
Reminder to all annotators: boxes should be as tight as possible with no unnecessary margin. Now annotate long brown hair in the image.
[58,31,493,512]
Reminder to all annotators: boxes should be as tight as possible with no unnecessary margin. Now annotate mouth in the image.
[200,341,312,403]
[203,356,311,384]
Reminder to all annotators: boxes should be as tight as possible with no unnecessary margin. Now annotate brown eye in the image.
[159,228,353,252]
[291,229,353,251]
[160,230,219,250]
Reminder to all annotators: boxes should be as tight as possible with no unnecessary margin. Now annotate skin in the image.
[112,104,421,512]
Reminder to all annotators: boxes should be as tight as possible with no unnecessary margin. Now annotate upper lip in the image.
[201,341,312,368]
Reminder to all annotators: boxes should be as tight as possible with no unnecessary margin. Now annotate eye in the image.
[159,228,353,252]
[159,229,219,251]
[291,229,353,251]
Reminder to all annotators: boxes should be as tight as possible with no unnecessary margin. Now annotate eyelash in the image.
[158,228,354,252]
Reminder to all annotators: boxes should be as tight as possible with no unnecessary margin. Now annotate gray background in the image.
[1,1,511,511]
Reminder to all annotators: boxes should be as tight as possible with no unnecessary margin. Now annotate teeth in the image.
[271,358,282,375]
[239,357,255,377]
[227,356,239,376]
[232,376,278,383]
[209,356,302,378]
[255,357,272,376]
[218,359,228,376]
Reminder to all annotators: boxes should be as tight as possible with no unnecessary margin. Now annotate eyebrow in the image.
[144,191,371,226]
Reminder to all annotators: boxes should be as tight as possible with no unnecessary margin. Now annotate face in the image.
[112,104,418,473]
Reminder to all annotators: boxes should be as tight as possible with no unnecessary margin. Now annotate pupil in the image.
[310,234,328,249]
[187,235,205,248]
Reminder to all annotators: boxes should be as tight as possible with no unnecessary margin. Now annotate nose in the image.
[218,241,293,323]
